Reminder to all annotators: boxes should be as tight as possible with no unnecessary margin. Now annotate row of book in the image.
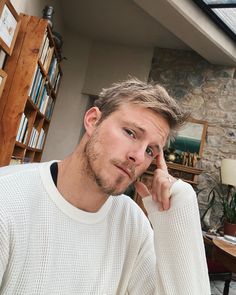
[48,55,61,92]
[16,113,46,150]
[10,157,22,165]
[16,113,28,144]
[54,72,61,93]
[28,127,46,149]
[39,31,54,72]
[10,156,35,165]
[45,97,55,120]
[28,65,45,104]
[28,63,56,120]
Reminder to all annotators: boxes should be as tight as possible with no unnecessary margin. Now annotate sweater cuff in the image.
[142,179,195,215]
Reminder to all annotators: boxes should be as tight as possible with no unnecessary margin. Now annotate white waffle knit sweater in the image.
[0,161,210,295]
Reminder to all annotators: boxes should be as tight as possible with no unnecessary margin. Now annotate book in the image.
[16,113,25,142]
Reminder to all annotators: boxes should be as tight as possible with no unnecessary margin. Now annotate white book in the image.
[19,116,28,143]
[16,113,25,142]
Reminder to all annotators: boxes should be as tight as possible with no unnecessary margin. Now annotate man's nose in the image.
[127,147,145,165]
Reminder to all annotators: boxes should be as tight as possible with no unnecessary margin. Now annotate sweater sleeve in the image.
[142,179,211,295]
[0,209,10,286]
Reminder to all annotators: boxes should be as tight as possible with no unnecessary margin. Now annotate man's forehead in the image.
[120,119,165,150]
[106,103,170,143]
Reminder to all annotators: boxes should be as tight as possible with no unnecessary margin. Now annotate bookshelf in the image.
[0,14,62,167]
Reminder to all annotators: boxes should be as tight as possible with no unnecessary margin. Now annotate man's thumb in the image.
[134,181,151,199]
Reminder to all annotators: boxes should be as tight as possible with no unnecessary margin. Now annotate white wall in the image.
[11,0,63,34]
[43,39,154,160]
[83,41,153,95]
[11,0,154,161]
[42,31,92,161]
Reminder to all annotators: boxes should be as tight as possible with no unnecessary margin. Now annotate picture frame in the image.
[0,0,20,55]
[169,118,208,157]
[0,48,6,68]
[0,67,7,97]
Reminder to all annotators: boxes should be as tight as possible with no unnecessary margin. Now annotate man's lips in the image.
[115,165,133,179]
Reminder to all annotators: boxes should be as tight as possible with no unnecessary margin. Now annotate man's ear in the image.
[84,107,102,136]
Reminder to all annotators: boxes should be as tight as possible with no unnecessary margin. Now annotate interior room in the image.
[0,0,236,294]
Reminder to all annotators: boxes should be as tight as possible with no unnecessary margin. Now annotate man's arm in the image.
[0,209,9,286]
[143,180,211,294]
[134,151,211,294]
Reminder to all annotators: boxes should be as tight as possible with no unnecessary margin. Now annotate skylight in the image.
[193,0,236,41]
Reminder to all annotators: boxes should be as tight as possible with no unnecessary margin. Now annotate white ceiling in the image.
[60,0,189,49]
[59,0,236,65]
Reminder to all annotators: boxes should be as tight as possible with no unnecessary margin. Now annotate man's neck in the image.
[57,148,108,213]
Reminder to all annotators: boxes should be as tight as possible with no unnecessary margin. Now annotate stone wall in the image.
[149,48,236,227]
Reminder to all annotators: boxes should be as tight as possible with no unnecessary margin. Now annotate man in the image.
[0,78,210,294]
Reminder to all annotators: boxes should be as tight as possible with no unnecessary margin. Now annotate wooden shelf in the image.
[0,14,62,166]
[166,162,203,175]
[15,141,26,149]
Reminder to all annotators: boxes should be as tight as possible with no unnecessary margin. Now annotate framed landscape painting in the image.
[170,118,208,157]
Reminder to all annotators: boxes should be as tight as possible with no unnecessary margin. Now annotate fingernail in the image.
[158,204,164,211]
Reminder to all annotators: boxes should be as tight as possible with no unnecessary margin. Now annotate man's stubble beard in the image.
[84,130,138,196]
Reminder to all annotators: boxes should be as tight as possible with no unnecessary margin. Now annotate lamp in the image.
[221,159,236,187]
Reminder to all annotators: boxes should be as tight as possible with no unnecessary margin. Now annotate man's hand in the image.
[134,149,176,211]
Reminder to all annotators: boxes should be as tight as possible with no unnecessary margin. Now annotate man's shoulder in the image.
[0,160,56,179]
[0,161,53,196]
[0,162,40,178]
[0,161,54,216]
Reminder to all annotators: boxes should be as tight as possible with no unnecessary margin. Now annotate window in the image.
[193,0,236,41]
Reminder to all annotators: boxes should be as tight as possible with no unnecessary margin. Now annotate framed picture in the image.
[0,0,20,55]
[0,67,7,97]
[0,48,6,68]
[169,118,208,157]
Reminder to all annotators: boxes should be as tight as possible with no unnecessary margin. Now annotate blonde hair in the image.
[94,78,189,139]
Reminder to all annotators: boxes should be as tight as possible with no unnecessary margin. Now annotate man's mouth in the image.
[115,165,134,180]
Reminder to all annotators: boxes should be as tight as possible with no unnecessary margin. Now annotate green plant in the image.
[198,173,236,229]
[222,192,236,224]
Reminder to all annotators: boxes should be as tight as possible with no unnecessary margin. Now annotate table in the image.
[213,238,236,273]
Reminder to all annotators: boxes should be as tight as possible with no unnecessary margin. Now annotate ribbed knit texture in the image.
[0,162,210,294]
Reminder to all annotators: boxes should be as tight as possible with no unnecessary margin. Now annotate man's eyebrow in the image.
[127,122,146,133]
[125,121,161,153]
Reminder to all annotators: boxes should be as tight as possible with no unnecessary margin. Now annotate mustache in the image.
[110,159,136,180]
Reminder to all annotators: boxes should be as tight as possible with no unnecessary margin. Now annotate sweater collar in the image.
[39,161,113,224]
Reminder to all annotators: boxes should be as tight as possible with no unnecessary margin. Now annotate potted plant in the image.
[222,191,236,236]
[199,175,236,236]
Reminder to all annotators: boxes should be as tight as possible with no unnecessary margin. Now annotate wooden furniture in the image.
[213,238,236,273]
[166,162,204,186]
[204,236,232,295]
[0,14,62,166]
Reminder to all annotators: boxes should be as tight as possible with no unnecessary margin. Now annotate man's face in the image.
[84,103,170,196]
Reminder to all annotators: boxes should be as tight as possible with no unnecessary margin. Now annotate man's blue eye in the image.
[125,129,135,138]
[146,147,154,157]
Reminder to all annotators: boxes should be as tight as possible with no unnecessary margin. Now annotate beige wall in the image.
[43,39,154,160]
[11,0,63,33]
[12,0,154,161]
[83,41,153,95]
[42,31,92,161]
[43,38,154,160]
